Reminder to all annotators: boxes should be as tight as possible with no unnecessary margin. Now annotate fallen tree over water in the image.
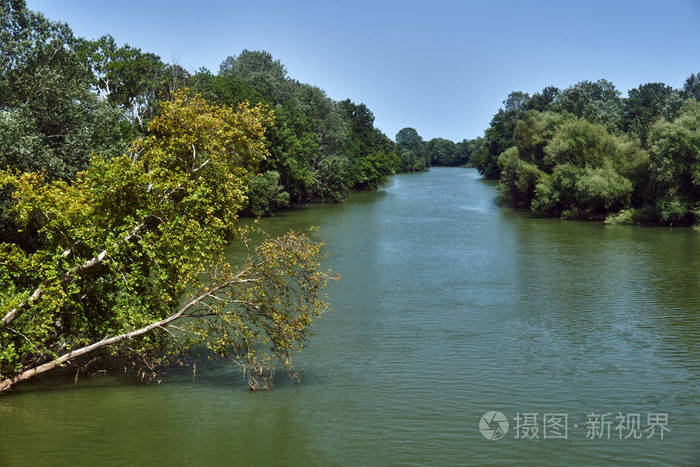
[0,91,333,393]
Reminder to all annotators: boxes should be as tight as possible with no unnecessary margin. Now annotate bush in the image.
[531,164,632,218]
[575,167,633,214]
[245,171,290,216]
[313,156,351,202]
[497,147,544,207]
[647,100,700,225]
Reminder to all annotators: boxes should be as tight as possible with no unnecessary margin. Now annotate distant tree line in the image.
[393,128,478,171]
[468,77,700,226]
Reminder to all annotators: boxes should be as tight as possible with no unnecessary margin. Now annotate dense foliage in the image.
[0,1,339,391]
[0,89,333,391]
[191,50,401,205]
[0,1,419,248]
[472,77,699,225]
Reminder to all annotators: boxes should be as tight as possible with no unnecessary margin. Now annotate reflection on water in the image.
[1,168,698,466]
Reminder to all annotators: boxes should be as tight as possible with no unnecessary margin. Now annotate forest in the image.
[0,0,459,391]
[469,76,700,226]
[0,1,472,235]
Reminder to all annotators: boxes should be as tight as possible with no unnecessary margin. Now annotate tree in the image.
[396,128,429,171]
[426,138,458,166]
[478,91,531,179]
[245,170,290,216]
[622,82,683,146]
[553,79,623,130]
[76,35,182,130]
[210,49,401,207]
[0,0,131,247]
[190,68,263,107]
[312,156,351,201]
[531,164,632,219]
[0,90,333,392]
[457,137,485,167]
[497,146,543,208]
[220,50,287,82]
[682,72,700,100]
[0,1,130,181]
[220,50,292,104]
[527,86,560,112]
[513,110,567,171]
[647,100,700,225]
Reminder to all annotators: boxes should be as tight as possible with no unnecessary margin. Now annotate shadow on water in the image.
[1,349,327,399]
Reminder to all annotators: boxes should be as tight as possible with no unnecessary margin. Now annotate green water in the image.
[1,167,698,466]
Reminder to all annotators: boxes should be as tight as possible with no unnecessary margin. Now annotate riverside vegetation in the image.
[0,0,455,391]
[470,78,700,226]
[0,0,698,392]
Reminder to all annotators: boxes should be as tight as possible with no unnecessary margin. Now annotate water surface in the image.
[1,168,698,465]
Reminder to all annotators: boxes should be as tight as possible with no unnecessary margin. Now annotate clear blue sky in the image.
[27,0,700,142]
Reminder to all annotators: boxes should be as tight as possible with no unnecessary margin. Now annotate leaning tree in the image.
[0,90,334,392]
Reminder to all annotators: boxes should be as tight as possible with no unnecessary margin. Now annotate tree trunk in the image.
[0,280,229,393]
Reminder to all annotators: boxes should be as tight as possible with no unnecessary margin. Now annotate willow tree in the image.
[0,90,333,392]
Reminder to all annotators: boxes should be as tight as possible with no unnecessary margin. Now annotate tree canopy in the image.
[0,90,333,391]
[473,73,700,226]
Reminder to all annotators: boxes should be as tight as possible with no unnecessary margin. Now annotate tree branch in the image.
[1,221,146,329]
[0,279,233,392]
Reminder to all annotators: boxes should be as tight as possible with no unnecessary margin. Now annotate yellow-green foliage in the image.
[0,90,332,389]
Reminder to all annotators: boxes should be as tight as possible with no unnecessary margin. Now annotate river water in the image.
[1,167,698,466]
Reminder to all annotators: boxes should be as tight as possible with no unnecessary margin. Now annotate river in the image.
[1,167,698,466]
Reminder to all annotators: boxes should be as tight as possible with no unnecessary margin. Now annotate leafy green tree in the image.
[475,76,697,226]
[622,82,683,146]
[245,170,290,216]
[426,138,458,166]
[351,152,398,189]
[497,146,544,207]
[220,50,293,104]
[499,112,648,217]
[313,156,351,201]
[544,119,646,174]
[396,128,429,171]
[211,50,401,207]
[0,0,132,246]
[526,86,560,112]
[531,164,632,218]
[0,90,332,392]
[220,49,287,82]
[553,79,623,130]
[682,72,700,100]
[513,110,567,171]
[647,99,700,225]
[458,137,486,168]
[77,35,186,130]
[338,99,397,188]
[190,68,263,106]
[0,1,130,180]
[478,91,532,179]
